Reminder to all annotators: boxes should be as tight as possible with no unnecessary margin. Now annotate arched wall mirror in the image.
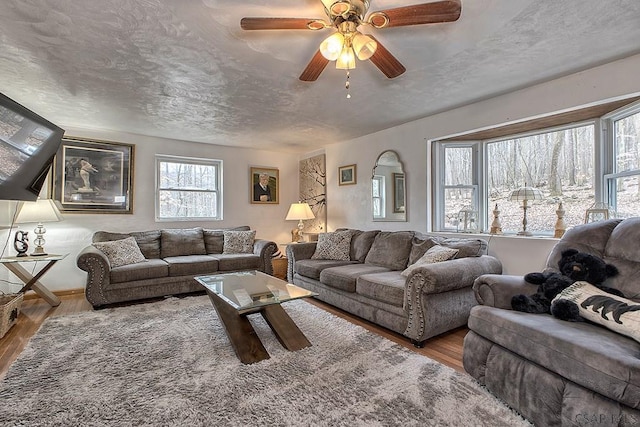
[372,150,406,222]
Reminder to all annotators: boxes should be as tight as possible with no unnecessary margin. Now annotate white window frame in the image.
[155,154,223,221]
[602,100,640,216]
[433,121,600,234]
[433,142,483,232]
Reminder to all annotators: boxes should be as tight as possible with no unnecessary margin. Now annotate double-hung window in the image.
[156,155,222,220]
[604,105,640,218]
[372,175,385,219]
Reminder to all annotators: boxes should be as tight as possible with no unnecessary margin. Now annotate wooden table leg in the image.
[206,293,270,364]
[261,304,311,351]
[4,261,61,307]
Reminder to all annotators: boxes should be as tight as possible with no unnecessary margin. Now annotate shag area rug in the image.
[0,295,531,426]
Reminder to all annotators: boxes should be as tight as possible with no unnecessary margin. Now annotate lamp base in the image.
[30,246,48,256]
[516,230,533,237]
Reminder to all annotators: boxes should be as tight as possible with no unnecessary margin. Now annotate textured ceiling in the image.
[1,0,640,152]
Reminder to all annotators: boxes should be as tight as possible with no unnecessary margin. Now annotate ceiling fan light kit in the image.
[241,0,462,88]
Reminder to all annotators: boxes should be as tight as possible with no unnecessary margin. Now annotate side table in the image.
[0,254,67,307]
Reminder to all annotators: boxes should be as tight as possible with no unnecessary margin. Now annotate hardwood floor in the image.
[0,292,467,380]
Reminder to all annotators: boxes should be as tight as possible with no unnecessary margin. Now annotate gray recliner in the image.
[463,218,640,427]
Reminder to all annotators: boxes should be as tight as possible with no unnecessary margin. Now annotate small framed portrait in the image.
[338,164,357,186]
[250,167,279,204]
[50,137,134,213]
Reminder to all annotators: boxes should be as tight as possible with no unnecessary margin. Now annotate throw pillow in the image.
[551,281,640,343]
[92,236,147,268]
[401,245,459,277]
[223,230,256,254]
[311,231,353,261]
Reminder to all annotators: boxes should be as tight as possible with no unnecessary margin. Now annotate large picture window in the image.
[434,99,640,235]
[435,123,597,235]
[156,155,222,220]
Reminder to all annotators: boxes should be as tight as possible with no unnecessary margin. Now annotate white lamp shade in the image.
[15,199,63,224]
[352,33,377,60]
[285,203,315,221]
[320,32,344,61]
[509,187,544,202]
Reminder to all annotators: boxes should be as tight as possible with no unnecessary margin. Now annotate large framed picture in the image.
[50,137,134,213]
[338,164,356,185]
[393,172,405,213]
[250,167,279,204]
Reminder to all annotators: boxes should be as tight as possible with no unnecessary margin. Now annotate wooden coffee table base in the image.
[207,293,311,364]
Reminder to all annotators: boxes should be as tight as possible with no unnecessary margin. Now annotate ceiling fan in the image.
[240,0,462,82]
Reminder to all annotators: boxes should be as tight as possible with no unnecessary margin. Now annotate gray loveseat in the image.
[287,229,502,346]
[464,218,640,426]
[77,226,278,308]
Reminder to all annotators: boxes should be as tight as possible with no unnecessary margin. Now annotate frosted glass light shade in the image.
[336,46,356,70]
[320,33,344,61]
[352,33,377,60]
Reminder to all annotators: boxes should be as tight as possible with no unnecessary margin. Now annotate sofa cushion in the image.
[319,264,390,293]
[93,230,161,259]
[433,236,486,259]
[356,271,406,308]
[211,254,261,271]
[351,230,381,262]
[110,258,169,284]
[161,228,206,258]
[163,255,219,277]
[223,230,256,254]
[408,237,438,265]
[311,231,353,260]
[204,226,250,254]
[468,305,640,409]
[401,245,459,277]
[294,259,356,281]
[364,231,414,270]
[92,236,147,268]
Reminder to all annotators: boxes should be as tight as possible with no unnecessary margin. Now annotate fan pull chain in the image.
[345,70,351,99]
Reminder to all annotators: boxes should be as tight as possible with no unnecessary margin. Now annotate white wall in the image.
[0,129,300,292]
[323,53,640,275]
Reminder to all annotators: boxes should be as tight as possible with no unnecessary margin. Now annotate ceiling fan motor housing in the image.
[323,0,370,23]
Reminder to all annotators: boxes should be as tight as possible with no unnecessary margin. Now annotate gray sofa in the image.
[464,218,640,426]
[77,226,278,308]
[287,229,502,346]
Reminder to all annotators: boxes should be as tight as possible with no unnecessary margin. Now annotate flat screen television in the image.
[0,92,65,201]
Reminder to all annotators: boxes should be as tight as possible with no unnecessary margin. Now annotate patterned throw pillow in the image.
[92,236,147,268]
[311,231,353,261]
[552,281,640,343]
[401,245,459,277]
[222,230,256,254]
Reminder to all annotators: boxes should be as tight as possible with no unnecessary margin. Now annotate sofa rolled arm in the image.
[403,255,502,342]
[286,242,317,283]
[253,239,278,275]
[76,245,112,307]
[473,274,539,309]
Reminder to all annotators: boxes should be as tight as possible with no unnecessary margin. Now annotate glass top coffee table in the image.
[195,271,318,364]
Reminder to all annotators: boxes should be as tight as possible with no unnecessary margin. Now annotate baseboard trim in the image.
[23,288,85,300]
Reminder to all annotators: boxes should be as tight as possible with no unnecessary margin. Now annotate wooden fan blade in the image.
[299,50,330,81]
[240,17,322,30]
[368,37,406,79]
[370,0,462,28]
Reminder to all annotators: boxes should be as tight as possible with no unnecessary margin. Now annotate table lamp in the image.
[509,186,544,236]
[285,202,315,242]
[15,198,63,256]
